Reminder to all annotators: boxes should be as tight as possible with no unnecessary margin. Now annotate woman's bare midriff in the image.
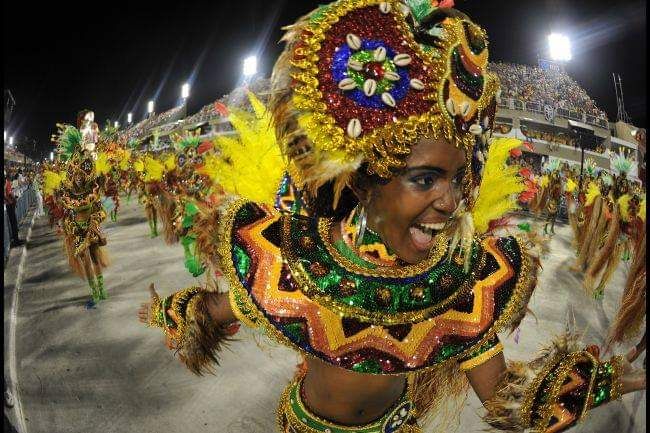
[302,356,406,425]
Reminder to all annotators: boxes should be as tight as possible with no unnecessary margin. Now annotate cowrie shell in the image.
[445,98,456,116]
[393,53,412,66]
[379,2,391,13]
[363,79,377,96]
[483,115,491,129]
[459,101,470,117]
[409,78,424,90]
[347,118,362,138]
[347,59,363,71]
[338,78,356,91]
[384,71,400,81]
[469,123,483,135]
[381,92,396,107]
[346,33,362,50]
[373,46,387,62]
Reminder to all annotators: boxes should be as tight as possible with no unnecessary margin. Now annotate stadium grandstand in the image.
[117,66,643,185]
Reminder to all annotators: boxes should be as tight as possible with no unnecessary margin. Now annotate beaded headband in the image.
[271,0,499,197]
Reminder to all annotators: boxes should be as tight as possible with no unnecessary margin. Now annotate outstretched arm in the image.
[463,337,645,432]
[137,283,239,375]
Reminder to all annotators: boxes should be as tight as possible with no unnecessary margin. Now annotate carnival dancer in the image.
[137,2,645,432]
[48,123,110,308]
[606,153,646,361]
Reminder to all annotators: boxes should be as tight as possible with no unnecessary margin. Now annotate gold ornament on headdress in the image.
[270,0,499,199]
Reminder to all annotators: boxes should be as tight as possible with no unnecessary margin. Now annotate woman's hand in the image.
[621,346,646,395]
[137,283,159,325]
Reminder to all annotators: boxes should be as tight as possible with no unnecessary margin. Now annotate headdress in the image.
[270,0,499,202]
[610,148,633,175]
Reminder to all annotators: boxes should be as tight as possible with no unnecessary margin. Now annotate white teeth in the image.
[419,222,446,231]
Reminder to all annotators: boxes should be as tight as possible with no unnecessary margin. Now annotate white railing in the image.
[498,98,609,128]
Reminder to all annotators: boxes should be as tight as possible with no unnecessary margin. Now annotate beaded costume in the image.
[44,120,115,307]
[143,1,627,432]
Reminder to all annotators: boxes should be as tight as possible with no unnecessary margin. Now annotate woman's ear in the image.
[348,172,372,207]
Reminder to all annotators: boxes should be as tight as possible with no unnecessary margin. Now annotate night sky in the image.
[4,0,646,160]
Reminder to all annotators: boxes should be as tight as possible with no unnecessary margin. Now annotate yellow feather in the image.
[471,138,525,234]
[639,197,646,222]
[617,194,631,222]
[163,153,176,172]
[540,175,549,188]
[585,182,600,207]
[209,92,286,205]
[94,152,111,176]
[144,156,165,182]
[119,150,131,171]
[43,170,64,196]
[565,178,577,193]
[134,158,144,173]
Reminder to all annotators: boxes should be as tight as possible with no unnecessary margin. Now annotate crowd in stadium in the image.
[490,62,608,121]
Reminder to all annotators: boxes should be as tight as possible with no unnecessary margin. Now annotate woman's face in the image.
[360,137,467,264]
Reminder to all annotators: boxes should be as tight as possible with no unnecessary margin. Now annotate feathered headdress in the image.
[53,124,83,161]
[199,92,285,206]
[542,158,561,173]
[270,0,499,203]
[610,149,633,175]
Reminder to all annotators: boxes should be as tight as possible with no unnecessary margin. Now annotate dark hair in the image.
[308,163,390,220]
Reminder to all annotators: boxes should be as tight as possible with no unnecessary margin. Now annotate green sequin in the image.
[284,323,305,343]
[348,51,397,94]
[234,245,251,279]
[289,217,478,315]
[352,359,382,374]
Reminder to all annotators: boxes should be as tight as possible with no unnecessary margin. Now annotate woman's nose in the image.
[432,181,458,215]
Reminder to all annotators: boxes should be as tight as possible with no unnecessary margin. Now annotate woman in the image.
[138,1,644,432]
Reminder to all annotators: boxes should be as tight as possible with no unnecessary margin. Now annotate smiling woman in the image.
[135,1,645,432]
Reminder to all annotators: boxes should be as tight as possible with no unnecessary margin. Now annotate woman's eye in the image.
[412,175,437,187]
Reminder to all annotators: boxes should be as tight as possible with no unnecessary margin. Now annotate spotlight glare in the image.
[548,33,572,61]
[127,113,133,123]
[243,55,257,77]
[148,100,155,114]
[181,83,190,99]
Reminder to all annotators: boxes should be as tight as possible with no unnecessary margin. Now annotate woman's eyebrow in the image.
[403,165,446,175]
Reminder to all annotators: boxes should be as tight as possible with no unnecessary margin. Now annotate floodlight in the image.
[50,152,54,161]
[548,33,572,61]
[181,83,190,99]
[243,56,257,77]
[9,136,13,146]
[148,100,154,114]
[114,121,119,128]
[127,113,133,123]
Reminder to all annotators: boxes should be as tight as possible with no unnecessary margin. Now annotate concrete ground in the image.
[3,198,646,433]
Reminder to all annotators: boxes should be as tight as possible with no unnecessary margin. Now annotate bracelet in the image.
[521,349,624,433]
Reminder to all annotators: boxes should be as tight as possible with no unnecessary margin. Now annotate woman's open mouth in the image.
[409,222,446,251]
